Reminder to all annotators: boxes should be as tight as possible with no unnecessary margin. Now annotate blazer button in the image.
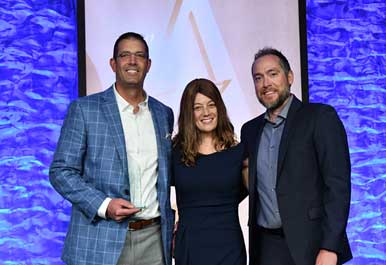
[123,189,130,196]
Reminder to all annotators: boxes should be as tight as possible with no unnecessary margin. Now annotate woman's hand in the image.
[242,158,249,189]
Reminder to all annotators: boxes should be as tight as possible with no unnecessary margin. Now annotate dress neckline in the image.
[198,143,240,157]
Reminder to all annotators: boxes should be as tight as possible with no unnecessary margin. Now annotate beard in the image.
[259,87,291,111]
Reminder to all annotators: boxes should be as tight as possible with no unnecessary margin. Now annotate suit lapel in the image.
[249,117,265,195]
[277,96,302,179]
[148,97,167,202]
[148,97,164,160]
[245,116,265,224]
[101,87,128,172]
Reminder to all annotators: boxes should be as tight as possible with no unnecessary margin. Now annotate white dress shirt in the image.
[97,85,160,220]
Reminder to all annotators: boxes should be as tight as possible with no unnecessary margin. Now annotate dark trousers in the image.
[256,227,296,265]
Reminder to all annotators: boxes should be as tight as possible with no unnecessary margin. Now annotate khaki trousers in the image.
[117,223,164,265]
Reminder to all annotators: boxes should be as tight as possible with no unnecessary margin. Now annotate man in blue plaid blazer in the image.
[50,32,174,265]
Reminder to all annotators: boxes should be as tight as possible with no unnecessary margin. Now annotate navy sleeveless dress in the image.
[172,144,247,265]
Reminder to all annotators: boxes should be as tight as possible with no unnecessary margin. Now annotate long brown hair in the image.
[173,78,236,166]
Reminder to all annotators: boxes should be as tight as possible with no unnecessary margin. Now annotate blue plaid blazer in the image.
[50,87,174,265]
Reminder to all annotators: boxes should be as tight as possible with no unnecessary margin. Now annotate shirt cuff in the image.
[97,197,112,219]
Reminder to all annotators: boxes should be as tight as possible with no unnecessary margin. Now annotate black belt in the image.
[258,226,285,237]
[128,217,160,230]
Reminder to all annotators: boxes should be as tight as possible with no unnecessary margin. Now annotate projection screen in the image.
[82,0,305,258]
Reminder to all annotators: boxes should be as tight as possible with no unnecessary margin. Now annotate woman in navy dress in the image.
[172,78,247,265]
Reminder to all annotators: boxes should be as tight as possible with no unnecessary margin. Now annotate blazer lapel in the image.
[246,116,265,224]
[148,96,168,211]
[277,96,302,179]
[148,97,167,199]
[148,97,165,159]
[101,87,128,172]
[249,117,265,195]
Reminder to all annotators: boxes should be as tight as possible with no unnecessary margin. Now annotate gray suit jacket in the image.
[50,87,174,265]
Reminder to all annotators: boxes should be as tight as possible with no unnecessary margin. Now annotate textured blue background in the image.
[0,0,385,264]
[0,0,77,264]
[307,0,386,264]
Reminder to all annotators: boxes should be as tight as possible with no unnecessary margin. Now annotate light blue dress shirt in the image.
[256,95,293,228]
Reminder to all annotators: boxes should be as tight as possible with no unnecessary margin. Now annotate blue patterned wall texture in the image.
[1,0,385,264]
[307,0,386,264]
[0,0,77,264]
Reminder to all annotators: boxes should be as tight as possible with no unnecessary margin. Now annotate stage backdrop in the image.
[82,0,304,255]
[0,0,385,264]
[306,0,386,264]
[0,0,78,264]
[84,0,304,131]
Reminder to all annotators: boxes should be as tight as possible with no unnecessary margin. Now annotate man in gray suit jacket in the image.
[241,48,352,265]
[50,32,174,265]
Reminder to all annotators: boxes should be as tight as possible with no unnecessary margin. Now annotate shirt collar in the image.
[113,84,149,113]
[264,94,293,123]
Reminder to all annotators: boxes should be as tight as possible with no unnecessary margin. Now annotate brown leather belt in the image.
[128,217,160,230]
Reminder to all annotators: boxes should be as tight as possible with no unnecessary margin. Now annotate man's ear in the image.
[287,70,294,86]
[146,58,152,73]
[110,58,116,72]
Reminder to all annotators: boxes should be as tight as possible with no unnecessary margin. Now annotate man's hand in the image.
[315,249,338,265]
[106,198,141,222]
